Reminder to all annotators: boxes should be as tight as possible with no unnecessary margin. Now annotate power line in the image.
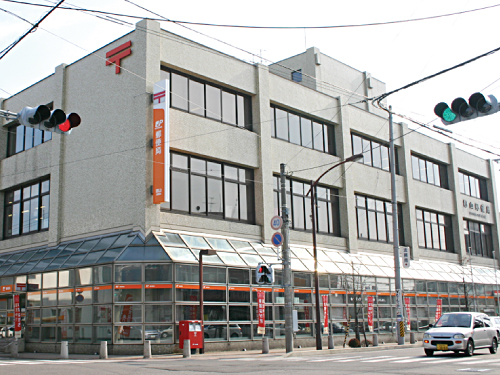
[2,0,500,29]
[0,0,65,60]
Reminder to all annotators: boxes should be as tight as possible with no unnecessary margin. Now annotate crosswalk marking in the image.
[363,356,407,362]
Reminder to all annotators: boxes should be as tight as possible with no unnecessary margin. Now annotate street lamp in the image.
[199,249,216,354]
[307,153,363,350]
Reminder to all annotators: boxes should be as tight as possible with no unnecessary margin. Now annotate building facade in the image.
[1,19,500,353]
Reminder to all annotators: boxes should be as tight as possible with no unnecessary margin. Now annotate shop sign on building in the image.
[257,290,266,335]
[435,299,442,322]
[405,297,411,331]
[153,79,170,204]
[322,295,329,334]
[367,296,374,332]
[14,294,21,338]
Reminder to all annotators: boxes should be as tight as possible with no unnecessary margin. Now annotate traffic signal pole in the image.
[389,107,405,345]
[280,163,293,353]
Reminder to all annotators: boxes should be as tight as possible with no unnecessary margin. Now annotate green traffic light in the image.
[442,108,457,122]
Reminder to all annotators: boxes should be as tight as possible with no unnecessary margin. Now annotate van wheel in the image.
[424,349,434,356]
[465,340,474,356]
[490,337,498,354]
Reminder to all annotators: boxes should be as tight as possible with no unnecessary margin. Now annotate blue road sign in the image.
[271,232,283,247]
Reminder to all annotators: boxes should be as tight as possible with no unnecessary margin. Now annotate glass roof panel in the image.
[3,263,24,276]
[157,233,186,247]
[379,267,395,278]
[17,260,38,274]
[64,242,83,252]
[117,246,170,261]
[19,251,36,262]
[76,239,99,253]
[181,235,210,249]
[316,250,331,262]
[365,265,385,277]
[146,236,160,246]
[43,249,62,259]
[163,247,197,262]
[320,261,342,274]
[98,247,125,264]
[300,259,315,271]
[291,248,314,260]
[256,247,276,256]
[8,253,24,262]
[29,250,48,262]
[30,258,52,272]
[45,256,70,271]
[290,258,308,271]
[57,246,77,257]
[324,251,348,263]
[79,250,106,266]
[192,249,223,264]
[62,253,86,268]
[130,236,145,245]
[230,241,256,253]
[217,252,246,266]
[206,238,234,251]
[240,253,263,266]
[111,234,136,249]
[92,236,119,251]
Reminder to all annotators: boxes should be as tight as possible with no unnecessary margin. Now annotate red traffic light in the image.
[58,113,81,133]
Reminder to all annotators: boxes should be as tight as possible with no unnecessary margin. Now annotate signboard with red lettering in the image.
[322,295,329,334]
[257,290,266,335]
[153,79,170,204]
[435,299,442,323]
[14,294,21,338]
[405,297,411,331]
[367,296,374,332]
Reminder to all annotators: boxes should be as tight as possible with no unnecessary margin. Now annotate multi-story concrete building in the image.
[0,19,499,354]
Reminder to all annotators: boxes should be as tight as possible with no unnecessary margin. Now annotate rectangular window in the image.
[271,105,335,155]
[355,195,404,244]
[411,154,448,188]
[4,178,50,238]
[459,172,488,201]
[7,124,52,157]
[168,152,254,223]
[164,68,251,129]
[351,133,394,172]
[415,208,453,251]
[464,219,492,258]
[274,176,340,236]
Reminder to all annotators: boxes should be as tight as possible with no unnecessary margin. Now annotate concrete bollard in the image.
[410,332,416,344]
[262,337,269,354]
[11,339,19,357]
[183,340,191,358]
[144,340,152,359]
[328,334,334,349]
[99,341,108,359]
[60,341,69,359]
[372,334,379,347]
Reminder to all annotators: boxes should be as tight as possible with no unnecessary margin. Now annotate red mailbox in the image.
[179,320,203,349]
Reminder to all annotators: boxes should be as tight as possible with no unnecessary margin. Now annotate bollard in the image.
[60,341,69,359]
[262,337,269,354]
[410,332,416,344]
[99,341,108,359]
[11,339,19,358]
[372,334,378,347]
[144,340,152,359]
[183,340,191,358]
[328,334,334,349]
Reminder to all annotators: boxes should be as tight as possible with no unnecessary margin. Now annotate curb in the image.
[283,343,420,357]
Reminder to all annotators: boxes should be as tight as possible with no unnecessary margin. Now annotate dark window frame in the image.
[464,219,492,258]
[4,178,50,239]
[415,208,453,252]
[7,123,52,158]
[411,154,448,189]
[351,133,399,174]
[270,105,336,155]
[166,152,255,224]
[355,194,404,245]
[273,176,340,236]
[459,171,488,201]
[162,68,252,130]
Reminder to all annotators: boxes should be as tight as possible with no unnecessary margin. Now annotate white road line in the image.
[363,356,404,363]
[464,358,500,365]
[391,356,445,363]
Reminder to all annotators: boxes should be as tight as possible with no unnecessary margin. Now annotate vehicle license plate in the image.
[436,344,448,350]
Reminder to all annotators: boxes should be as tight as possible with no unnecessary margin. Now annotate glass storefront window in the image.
[41,308,58,324]
[74,326,92,343]
[114,305,142,324]
[145,324,174,343]
[145,305,173,323]
[114,285,142,302]
[115,265,141,283]
[229,305,251,321]
[75,287,92,304]
[58,270,74,288]
[145,264,172,282]
[94,305,112,323]
[94,325,112,343]
[27,291,41,307]
[58,326,74,342]
[114,325,143,343]
[75,305,93,324]
[94,265,112,284]
[58,307,73,323]
[43,272,57,289]
[94,286,112,303]
[42,290,57,306]
[75,267,92,285]
[41,326,57,342]
[145,285,172,302]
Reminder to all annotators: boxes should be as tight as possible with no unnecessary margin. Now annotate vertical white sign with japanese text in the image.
[153,79,170,204]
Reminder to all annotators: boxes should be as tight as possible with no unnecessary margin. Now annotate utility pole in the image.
[389,107,404,345]
[280,163,293,353]
[494,251,500,314]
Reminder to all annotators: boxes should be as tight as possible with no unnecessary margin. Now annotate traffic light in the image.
[17,105,81,134]
[256,263,274,284]
[434,92,498,125]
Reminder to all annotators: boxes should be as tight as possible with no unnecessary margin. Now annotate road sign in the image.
[402,247,411,268]
[271,232,284,247]
[270,215,283,230]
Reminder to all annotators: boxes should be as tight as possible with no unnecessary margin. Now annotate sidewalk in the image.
[0,341,421,361]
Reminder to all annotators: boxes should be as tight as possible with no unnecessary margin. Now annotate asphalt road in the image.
[1,347,500,374]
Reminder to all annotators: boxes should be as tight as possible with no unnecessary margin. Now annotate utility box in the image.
[179,320,203,349]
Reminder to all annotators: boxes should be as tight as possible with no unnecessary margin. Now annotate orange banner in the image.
[153,79,170,204]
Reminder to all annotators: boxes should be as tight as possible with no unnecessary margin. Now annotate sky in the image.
[2,0,500,185]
